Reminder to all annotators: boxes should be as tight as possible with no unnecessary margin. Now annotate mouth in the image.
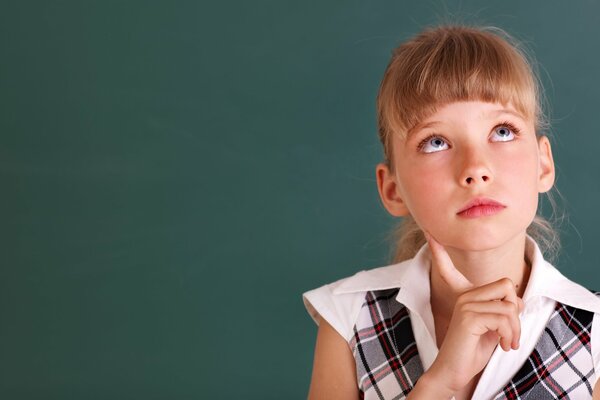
[457,197,506,218]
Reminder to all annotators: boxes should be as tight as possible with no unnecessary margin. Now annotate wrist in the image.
[409,370,455,399]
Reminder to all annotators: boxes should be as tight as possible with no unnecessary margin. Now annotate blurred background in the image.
[3,1,600,398]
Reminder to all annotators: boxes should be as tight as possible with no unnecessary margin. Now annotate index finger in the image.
[424,231,473,293]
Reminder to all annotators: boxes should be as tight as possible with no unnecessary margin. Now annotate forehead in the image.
[406,101,529,139]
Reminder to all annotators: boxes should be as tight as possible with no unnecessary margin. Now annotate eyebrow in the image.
[490,108,526,120]
[406,120,441,140]
[406,108,526,140]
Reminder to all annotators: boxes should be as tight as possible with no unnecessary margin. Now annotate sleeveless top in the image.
[352,288,599,399]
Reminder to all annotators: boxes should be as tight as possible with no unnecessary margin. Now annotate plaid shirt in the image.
[351,288,598,399]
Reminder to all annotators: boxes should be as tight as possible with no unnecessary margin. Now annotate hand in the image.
[422,231,524,395]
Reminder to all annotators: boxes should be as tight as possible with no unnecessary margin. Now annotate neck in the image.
[429,234,531,322]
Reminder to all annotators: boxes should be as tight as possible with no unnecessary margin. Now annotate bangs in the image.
[377,26,544,151]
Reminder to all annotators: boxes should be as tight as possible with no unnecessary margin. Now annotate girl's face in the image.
[377,101,555,252]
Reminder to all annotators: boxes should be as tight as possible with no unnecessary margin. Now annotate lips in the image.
[457,197,506,218]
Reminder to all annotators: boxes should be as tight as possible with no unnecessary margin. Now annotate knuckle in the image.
[500,277,514,290]
[458,302,471,313]
[455,295,469,308]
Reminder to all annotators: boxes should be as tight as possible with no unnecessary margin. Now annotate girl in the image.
[303,25,600,399]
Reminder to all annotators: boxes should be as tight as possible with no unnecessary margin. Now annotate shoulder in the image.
[302,262,411,342]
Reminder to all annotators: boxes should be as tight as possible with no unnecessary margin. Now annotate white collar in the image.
[521,236,600,313]
[332,236,600,315]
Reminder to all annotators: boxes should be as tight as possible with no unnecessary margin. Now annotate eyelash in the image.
[497,121,522,136]
[416,121,522,151]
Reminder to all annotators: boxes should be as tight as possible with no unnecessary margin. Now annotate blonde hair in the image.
[376,25,563,264]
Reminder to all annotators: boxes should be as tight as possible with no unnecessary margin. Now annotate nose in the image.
[458,148,493,187]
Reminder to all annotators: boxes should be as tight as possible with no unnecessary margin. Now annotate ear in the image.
[537,135,555,193]
[375,163,410,217]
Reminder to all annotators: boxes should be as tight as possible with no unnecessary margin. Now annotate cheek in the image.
[499,148,539,189]
[497,148,540,217]
[398,164,452,217]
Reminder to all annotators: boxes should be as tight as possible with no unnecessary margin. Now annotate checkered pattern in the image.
[494,293,599,399]
[349,289,423,399]
[350,289,598,400]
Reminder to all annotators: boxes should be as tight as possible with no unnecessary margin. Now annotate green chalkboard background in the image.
[3,1,600,398]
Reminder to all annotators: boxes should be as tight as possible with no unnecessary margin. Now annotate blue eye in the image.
[419,136,449,153]
[491,125,516,142]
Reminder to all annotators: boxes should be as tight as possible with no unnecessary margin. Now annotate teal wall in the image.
[3,1,600,398]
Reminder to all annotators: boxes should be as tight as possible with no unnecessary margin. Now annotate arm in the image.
[594,378,600,399]
[307,317,359,400]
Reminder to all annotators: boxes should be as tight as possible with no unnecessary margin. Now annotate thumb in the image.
[424,231,473,293]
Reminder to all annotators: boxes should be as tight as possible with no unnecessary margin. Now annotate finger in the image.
[459,279,522,350]
[518,297,525,313]
[424,230,473,292]
[460,301,521,349]
[470,312,514,352]
[459,278,519,309]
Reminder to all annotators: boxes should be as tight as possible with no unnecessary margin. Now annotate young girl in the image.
[303,25,600,399]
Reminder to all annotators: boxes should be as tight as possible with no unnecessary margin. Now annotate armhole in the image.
[302,286,364,343]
